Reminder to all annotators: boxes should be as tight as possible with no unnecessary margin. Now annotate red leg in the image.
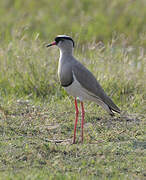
[73,98,79,144]
[81,102,85,143]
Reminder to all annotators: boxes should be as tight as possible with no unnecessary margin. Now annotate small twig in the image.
[42,138,72,143]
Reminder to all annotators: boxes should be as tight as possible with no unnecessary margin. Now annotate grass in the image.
[0,0,146,179]
[0,97,145,179]
[0,0,146,45]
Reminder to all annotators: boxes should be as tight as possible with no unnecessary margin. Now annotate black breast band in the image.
[61,79,74,87]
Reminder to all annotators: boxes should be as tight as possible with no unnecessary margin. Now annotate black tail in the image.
[109,106,121,116]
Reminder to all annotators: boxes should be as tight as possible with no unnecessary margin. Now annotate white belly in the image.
[64,73,111,114]
[64,74,97,102]
[64,78,88,101]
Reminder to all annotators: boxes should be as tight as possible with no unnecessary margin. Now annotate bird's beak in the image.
[46,41,57,47]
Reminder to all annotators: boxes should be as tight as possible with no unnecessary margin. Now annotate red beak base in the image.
[46,41,57,47]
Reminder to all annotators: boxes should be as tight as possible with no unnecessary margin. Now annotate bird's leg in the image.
[73,98,79,144]
[81,101,85,143]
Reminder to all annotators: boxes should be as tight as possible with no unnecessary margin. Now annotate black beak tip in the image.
[46,44,52,48]
[46,41,57,48]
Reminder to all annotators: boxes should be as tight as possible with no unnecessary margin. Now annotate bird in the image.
[46,35,120,144]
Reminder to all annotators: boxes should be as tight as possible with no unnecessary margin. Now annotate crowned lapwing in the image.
[47,35,120,144]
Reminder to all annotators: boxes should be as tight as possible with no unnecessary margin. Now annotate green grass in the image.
[0,98,145,179]
[0,0,146,45]
[0,0,146,179]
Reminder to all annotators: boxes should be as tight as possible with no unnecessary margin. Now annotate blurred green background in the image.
[0,0,145,99]
[0,0,146,45]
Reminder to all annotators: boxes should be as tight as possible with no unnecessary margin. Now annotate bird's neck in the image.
[59,48,73,57]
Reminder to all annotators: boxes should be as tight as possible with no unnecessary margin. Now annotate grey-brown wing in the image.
[72,60,120,113]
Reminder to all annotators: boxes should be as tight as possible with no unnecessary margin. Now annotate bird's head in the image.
[46,35,74,53]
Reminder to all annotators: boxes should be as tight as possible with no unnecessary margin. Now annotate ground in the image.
[0,96,145,179]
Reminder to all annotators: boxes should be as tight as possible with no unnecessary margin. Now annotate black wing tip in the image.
[109,106,121,115]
